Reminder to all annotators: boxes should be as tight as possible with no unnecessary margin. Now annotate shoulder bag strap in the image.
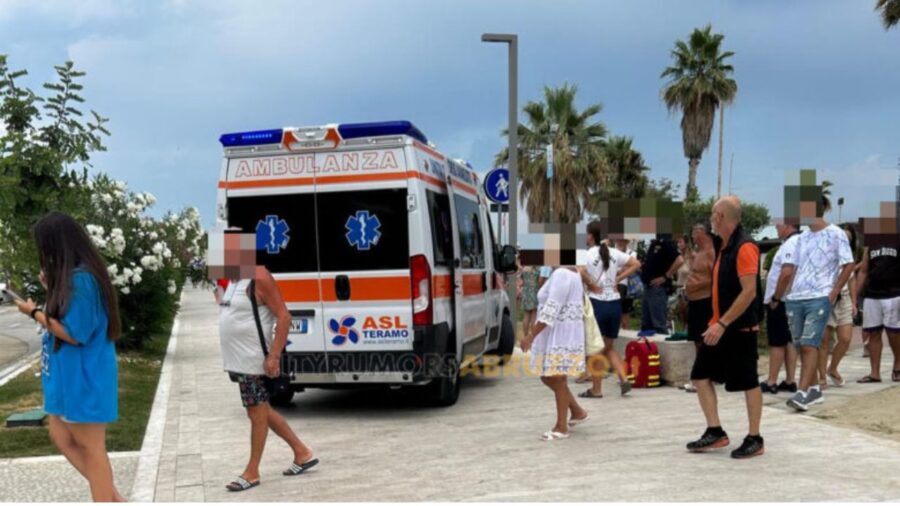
[248,279,269,357]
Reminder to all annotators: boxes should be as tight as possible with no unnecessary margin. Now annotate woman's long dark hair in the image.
[839,222,859,263]
[33,212,121,341]
[587,221,610,271]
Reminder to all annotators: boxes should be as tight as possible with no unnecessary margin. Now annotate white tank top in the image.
[218,279,276,375]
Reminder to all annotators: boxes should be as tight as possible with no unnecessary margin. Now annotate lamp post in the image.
[482,32,518,323]
[547,123,558,222]
[837,197,844,223]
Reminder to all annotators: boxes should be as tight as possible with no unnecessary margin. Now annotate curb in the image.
[0,351,40,388]
[128,290,184,502]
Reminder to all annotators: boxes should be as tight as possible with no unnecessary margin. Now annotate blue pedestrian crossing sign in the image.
[484,168,510,204]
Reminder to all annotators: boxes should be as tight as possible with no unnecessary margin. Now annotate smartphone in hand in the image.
[0,284,25,303]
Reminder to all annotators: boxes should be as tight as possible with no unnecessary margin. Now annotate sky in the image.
[2,0,899,247]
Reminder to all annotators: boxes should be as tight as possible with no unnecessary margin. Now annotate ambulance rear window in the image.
[226,194,318,274]
[426,190,453,267]
[316,189,410,272]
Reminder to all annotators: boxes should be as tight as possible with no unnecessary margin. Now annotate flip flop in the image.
[578,389,603,399]
[226,477,260,492]
[574,375,592,384]
[284,457,319,476]
[857,375,882,384]
[892,370,900,382]
[828,371,845,387]
[568,413,591,427]
[540,430,570,441]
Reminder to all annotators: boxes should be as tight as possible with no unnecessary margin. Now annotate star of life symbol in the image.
[345,210,382,251]
[255,215,290,254]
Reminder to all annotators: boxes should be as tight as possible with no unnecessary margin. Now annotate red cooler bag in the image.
[625,337,661,388]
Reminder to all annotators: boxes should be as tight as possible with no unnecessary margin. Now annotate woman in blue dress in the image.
[15,212,123,502]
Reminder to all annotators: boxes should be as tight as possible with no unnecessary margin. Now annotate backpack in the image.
[624,337,661,388]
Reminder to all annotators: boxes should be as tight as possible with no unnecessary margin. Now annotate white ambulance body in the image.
[216,121,517,406]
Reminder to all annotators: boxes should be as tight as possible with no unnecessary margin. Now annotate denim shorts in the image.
[785,297,832,348]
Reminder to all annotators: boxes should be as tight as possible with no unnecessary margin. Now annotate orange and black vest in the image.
[713,225,764,329]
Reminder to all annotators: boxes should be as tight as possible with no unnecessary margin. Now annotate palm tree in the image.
[661,24,737,201]
[876,0,900,29]
[821,179,833,213]
[496,83,607,224]
[595,135,649,200]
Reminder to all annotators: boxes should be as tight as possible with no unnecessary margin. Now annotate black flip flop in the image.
[226,477,260,492]
[578,389,603,399]
[284,457,319,476]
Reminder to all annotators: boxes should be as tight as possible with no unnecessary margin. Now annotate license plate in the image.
[289,318,309,334]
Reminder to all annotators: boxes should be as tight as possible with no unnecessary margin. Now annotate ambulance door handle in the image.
[481,272,487,292]
[453,258,460,268]
[335,275,351,301]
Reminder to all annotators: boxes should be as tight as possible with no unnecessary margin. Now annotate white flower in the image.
[101,194,114,205]
[149,232,158,240]
[176,229,186,241]
[131,273,142,284]
[86,180,94,190]
[112,274,127,287]
[108,264,119,276]
[167,280,177,295]
[87,224,105,237]
[134,267,143,276]
[143,192,157,206]
[172,259,181,268]
[152,242,165,255]
[162,247,172,259]
[111,228,123,237]
[140,255,161,271]
[122,268,134,279]
[121,286,130,295]
[114,180,127,192]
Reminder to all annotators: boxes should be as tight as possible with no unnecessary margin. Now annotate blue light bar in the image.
[337,121,428,144]
[219,129,283,147]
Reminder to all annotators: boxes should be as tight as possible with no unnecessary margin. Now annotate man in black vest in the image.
[686,196,765,459]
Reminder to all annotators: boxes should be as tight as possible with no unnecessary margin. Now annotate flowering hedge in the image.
[77,174,206,349]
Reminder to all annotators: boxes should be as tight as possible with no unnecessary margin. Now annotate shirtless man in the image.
[682,221,716,392]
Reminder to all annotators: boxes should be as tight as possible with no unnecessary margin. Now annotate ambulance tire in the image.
[485,313,515,366]
[426,354,460,407]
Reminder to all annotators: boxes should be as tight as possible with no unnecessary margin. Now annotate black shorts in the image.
[690,329,760,392]
[618,285,634,314]
[766,303,792,346]
[687,298,713,342]
[229,372,271,407]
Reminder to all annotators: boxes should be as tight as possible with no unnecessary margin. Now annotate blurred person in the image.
[640,235,684,335]
[681,221,716,393]
[519,267,589,440]
[819,224,859,387]
[578,222,640,398]
[686,197,765,459]
[210,230,318,492]
[14,212,124,502]
[615,239,639,330]
[760,220,801,394]
[520,265,540,342]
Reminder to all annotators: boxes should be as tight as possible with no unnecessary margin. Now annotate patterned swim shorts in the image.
[228,372,270,408]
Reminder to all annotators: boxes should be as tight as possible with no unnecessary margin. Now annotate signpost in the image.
[484,167,510,245]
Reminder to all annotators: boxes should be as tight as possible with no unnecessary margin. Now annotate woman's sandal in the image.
[225,477,260,492]
[578,389,603,399]
[574,374,593,384]
[568,413,590,427]
[284,457,319,476]
[828,370,845,387]
[540,430,570,441]
[857,375,882,383]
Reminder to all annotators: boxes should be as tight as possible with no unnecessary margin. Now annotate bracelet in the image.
[30,307,41,320]
[716,320,728,330]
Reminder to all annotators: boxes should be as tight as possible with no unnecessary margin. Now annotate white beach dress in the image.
[530,268,586,377]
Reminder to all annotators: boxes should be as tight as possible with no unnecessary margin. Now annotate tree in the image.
[0,57,109,292]
[597,135,649,199]
[876,0,900,29]
[683,196,770,236]
[496,83,607,224]
[661,24,737,200]
[821,179,833,212]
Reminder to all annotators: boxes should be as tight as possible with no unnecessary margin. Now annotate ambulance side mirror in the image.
[496,245,518,274]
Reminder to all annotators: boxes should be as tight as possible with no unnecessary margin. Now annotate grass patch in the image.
[0,314,174,458]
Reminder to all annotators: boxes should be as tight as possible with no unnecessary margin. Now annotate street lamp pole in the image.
[482,33,518,322]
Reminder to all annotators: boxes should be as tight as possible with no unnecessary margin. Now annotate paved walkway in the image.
[3,287,899,501]
[142,288,899,502]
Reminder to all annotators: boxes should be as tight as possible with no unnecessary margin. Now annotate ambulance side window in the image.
[226,194,318,274]
[426,191,453,267]
[453,195,485,269]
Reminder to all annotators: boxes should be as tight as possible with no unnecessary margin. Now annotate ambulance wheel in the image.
[269,389,295,407]
[426,355,460,407]
[497,313,515,365]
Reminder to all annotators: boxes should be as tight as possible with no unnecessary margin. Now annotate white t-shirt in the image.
[784,224,854,301]
[764,233,800,303]
[617,248,637,286]
[584,246,632,301]
[218,279,277,375]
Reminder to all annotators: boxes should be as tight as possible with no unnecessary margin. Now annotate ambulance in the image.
[216,121,518,406]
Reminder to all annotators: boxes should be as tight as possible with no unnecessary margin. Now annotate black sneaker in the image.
[686,429,730,452]
[731,435,765,459]
[759,381,778,394]
[777,381,798,393]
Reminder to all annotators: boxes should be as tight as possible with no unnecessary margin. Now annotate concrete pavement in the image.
[3,287,899,501]
[0,305,43,385]
[143,287,899,502]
